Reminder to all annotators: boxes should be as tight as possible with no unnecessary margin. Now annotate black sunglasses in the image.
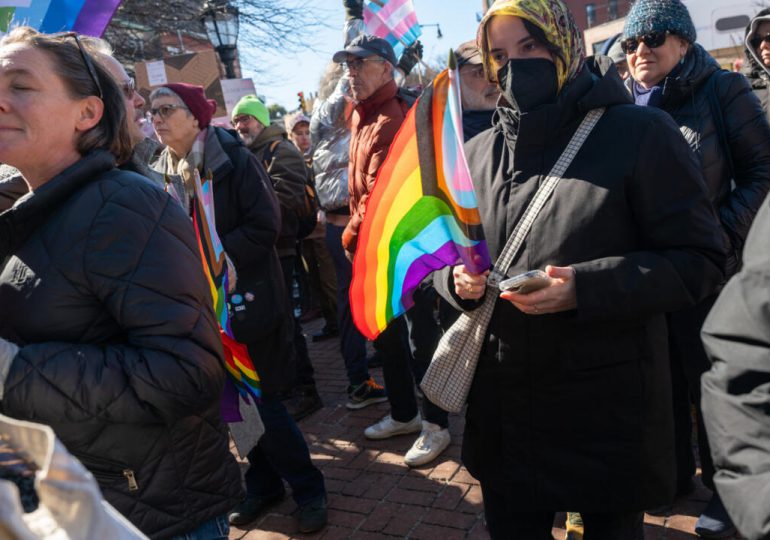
[620,31,670,54]
[750,34,770,50]
[53,32,104,99]
[121,77,136,99]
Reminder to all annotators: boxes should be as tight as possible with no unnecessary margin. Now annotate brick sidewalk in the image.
[229,319,741,540]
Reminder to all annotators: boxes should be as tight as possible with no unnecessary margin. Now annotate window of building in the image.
[715,15,750,32]
[608,0,618,20]
[586,3,596,27]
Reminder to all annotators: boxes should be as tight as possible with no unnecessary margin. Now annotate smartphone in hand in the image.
[498,270,551,294]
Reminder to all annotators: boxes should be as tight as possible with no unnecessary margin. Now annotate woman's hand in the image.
[500,265,577,315]
[453,265,490,301]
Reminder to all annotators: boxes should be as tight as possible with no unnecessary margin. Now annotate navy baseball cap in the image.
[333,34,397,66]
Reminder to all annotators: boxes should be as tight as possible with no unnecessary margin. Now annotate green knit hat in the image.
[232,95,270,127]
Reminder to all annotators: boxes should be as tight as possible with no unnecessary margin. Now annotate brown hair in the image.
[1,27,133,164]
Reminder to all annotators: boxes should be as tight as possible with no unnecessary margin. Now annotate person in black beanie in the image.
[623,0,770,537]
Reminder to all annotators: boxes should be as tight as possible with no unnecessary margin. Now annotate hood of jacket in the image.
[494,56,632,153]
[650,43,721,110]
[745,8,770,88]
[249,123,288,155]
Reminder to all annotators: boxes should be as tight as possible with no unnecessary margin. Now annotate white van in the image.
[682,0,757,52]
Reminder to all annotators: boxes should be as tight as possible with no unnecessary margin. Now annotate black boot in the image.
[286,384,323,421]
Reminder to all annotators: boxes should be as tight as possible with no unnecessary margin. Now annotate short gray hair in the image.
[149,87,186,105]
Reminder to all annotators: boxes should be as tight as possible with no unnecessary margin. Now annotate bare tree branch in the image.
[104,0,330,76]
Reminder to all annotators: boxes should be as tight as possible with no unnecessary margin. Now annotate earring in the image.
[679,56,685,65]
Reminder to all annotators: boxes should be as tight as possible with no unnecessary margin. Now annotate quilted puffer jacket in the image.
[654,44,770,274]
[0,150,243,539]
[342,79,410,252]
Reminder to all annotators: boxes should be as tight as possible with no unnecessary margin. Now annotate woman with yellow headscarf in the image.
[430,0,728,538]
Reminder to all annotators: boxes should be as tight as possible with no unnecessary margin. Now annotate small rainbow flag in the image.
[0,0,122,37]
[191,170,261,403]
[350,54,491,340]
[363,0,421,59]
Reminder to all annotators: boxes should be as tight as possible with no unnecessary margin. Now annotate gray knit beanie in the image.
[623,0,696,43]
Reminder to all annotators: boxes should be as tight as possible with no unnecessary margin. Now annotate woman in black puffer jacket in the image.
[623,0,770,536]
[0,29,243,539]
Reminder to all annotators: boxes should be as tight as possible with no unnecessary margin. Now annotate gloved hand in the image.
[0,337,19,401]
[398,41,423,76]
[343,0,363,21]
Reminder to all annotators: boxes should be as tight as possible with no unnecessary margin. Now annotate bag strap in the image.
[705,71,736,181]
[262,140,281,171]
[487,107,606,288]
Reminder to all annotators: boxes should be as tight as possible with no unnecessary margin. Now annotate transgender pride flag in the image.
[363,0,422,59]
[0,0,122,37]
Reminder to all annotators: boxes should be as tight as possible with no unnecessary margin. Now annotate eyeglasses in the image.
[149,104,188,119]
[620,31,670,54]
[121,77,136,100]
[750,34,770,50]
[54,32,104,99]
[231,114,253,126]
[343,57,384,71]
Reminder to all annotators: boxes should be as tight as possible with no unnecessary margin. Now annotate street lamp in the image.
[201,1,240,79]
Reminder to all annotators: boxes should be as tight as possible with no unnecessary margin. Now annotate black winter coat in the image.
[248,124,308,258]
[655,44,770,274]
[157,127,295,397]
[0,151,243,538]
[744,8,770,124]
[435,58,726,512]
[702,192,770,540]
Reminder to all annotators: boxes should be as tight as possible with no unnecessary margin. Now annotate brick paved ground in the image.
[229,318,742,540]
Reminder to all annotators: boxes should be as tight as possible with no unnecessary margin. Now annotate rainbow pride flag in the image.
[0,0,122,37]
[350,55,491,340]
[191,170,261,403]
[363,0,421,59]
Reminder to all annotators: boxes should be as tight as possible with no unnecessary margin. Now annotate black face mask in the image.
[497,58,558,113]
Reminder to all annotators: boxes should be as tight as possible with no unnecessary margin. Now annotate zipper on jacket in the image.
[123,469,138,491]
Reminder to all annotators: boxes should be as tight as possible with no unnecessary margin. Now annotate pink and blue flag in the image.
[363,0,422,59]
[0,0,122,37]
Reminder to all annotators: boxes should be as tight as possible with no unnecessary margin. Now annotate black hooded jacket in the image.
[0,151,243,538]
[434,57,725,511]
[651,43,770,275]
[744,8,770,122]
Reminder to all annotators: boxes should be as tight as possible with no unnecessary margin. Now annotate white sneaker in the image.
[404,421,451,467]
[364,413,422,440]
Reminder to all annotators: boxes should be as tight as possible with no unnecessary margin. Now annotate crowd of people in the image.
[0,0,769,539]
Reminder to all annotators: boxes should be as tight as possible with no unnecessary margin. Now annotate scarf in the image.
[632,61,684,108]
[163,129,208,212]
[478,0,585,92]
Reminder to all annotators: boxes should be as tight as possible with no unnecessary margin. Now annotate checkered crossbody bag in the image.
[420,108,606,413]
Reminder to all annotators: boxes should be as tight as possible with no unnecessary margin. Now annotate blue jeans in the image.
[325,223,369,386]
[168,514,229,540]
[245,396,326,506]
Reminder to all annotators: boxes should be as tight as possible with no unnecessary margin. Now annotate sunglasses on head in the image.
[149,104,188,119]
[620,31,671,54]
[53,32,104,99]
[750,34,770,50]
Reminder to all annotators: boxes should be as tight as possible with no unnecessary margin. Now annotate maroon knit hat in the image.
[162,83,217,129]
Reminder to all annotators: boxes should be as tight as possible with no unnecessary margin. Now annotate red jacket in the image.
[342,79,409,252]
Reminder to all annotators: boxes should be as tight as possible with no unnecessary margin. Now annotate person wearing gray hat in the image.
[606,39,629,80]
[624,1,770,538]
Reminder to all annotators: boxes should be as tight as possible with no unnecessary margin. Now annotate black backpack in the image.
[262,140,318,240]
